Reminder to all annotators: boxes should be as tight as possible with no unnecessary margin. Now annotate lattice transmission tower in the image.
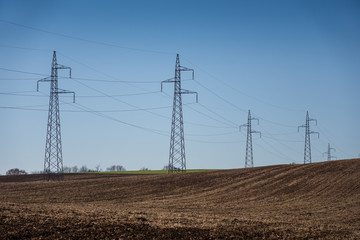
[37,51,75,180]
[161,54,198,173]
[240,110,261,168]
[298,111,319,164]
[323,143,336,161]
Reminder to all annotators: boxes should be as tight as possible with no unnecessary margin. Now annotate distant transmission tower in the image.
[37,51,75,180]
[240,110,261,168]
[161,54,198,173]
[323,143,336,161]
[298,111,319,164]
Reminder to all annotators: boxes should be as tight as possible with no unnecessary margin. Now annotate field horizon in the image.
[1,158,359,239]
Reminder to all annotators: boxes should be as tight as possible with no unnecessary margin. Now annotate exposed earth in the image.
[1,159,359,239]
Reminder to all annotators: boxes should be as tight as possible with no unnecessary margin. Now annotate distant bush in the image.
[106,165,126,172]
[139,167,149,171]
[162,165,171,170]
[63,166,72,173]
[79,165,88,173]
[6,168,27,175]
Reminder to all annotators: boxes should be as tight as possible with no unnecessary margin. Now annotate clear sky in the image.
[0,0,359,174]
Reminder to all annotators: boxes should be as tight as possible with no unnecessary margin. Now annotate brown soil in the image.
[1,159,359,239]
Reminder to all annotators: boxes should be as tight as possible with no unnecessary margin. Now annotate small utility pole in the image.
[298,111,319,164]
[240,110,261,168]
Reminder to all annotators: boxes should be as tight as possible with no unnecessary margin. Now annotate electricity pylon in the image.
[323,143,336,161]
[161,54,198,173]
[37,51,75,180]
[298,111,319,164]
[240,110,261,168]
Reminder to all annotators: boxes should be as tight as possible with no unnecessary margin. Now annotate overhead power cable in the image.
[181,54,304,113]
[72,78,170,120]
[161,91,236,129]
[0,90,160,98]
[0,43,51,52]
[194,80,247,114]
[72,102,170,136]
[0,19,174,55]
[0,67,48,76]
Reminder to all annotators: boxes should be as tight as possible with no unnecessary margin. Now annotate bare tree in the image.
[115,165,125,171]
[95,165,101,172]
[162,164,171,170]
[63,166,72,173]
[6,168,27,175]
[72,166,78,173]
[107,165,125,172]
[140,167,149,171]
[106,165,116,172]
[79,165,88,173]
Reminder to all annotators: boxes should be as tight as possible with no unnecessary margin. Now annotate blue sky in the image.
[0,0,359,174]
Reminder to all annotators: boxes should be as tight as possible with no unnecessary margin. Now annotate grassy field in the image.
[1,159,359,239]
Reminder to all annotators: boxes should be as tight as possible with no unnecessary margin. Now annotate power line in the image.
[161,91,236,129]
[0,90,160,98]
[0,78,39,81]
[197,103,239,127]
[0,43,51,52]
[72,78,170,120]
[315,125,350,157]
[38,90,171,137]
[0,66,176,84]
[0,59,241,130]
[0,67,48,76]
[181,54,304,113]
[194,79,247,114]
[256,138,297,163]
[0,19,174,55]
[72,102,170,136]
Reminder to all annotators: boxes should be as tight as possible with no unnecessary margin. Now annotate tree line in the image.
[5,164,172,175]
[62,164,126,173]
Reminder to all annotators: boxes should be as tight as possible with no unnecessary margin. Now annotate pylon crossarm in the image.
[179,66,195,80]
[161,78,175,92]
[56,89,76,103]
[298,125,305,132]
[180,89,198,103]
[252,131,262,138]
[309,118,318,125]
[37,77,51,91]
[251,117,259,125]
[239,124,247,132]
[56,64,72,78]
[310,131,320,138]
[179,66,194,80]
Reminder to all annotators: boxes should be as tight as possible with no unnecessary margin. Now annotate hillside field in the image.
[1,159,359,239]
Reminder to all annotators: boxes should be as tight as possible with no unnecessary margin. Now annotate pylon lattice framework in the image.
[37,51,75,180]
[161,54,198,173]
[298,111,319,164]
[240,110,261,168]
[323,143,336,161]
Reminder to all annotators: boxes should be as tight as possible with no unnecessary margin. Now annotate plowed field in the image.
[1,159,360,239]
